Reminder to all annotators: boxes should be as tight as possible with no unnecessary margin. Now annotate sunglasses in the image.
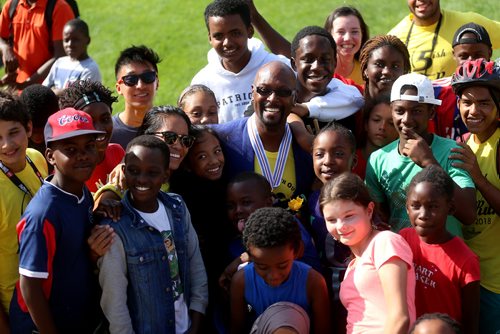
[119,71,157,87]
[148,131,195,148]
[255,86,294,98]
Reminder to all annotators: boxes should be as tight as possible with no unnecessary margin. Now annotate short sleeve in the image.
[17,216,57,279]
[0,0,13,39]
[371,231,413,270]
[459,246,480,287]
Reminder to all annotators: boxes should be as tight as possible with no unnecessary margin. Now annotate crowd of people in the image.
[0,0,499,333]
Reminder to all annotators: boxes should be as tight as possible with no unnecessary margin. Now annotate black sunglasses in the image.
[148,131,195,148]
[255,86,294,98]
[119,71,157,87]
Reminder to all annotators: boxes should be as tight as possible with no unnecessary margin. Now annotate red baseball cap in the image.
[44,108,105,143]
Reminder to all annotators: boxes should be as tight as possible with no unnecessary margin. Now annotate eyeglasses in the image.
[255,86,294,98]
[119,71,157,87]
[148,131,195,148]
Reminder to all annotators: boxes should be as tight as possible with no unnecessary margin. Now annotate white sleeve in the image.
[305,79,364,122]
[98,235,135,334]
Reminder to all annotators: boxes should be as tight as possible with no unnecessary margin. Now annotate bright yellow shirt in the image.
[0,148,48,312]
[254,149,296,201]
[389,9,500,80]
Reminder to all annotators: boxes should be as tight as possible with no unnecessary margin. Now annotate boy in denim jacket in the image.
[98,135,208,334]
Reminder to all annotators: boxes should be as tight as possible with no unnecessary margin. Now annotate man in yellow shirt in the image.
[389,0,499,80]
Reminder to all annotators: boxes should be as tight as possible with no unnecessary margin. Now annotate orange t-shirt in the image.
[0,0,74,83]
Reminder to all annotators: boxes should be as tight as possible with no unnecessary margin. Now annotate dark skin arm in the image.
[20,276,58,334]
[461,281,480,334]
[451,142,500,215]
[0,308,9,334]
[16,40,65,90]
[287,113,314,153]
[244,0,291,57]
[307,269,331,333]
[229,269,247,334]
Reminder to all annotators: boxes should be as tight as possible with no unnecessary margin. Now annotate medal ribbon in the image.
[247,115,292,189]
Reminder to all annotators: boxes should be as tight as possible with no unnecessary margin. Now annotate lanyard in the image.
[0,155,44,197]
[247,115,292,189]
[405,15,443,76]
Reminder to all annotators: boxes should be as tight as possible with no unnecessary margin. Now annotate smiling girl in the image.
[320,172,415,334]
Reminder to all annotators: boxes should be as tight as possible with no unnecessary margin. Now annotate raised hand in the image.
[400,128,437,167]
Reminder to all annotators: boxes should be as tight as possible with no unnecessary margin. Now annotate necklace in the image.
[404,14,443,76]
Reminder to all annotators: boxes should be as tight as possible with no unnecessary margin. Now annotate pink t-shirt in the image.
[340,230,416,334]
[400,227,480,321]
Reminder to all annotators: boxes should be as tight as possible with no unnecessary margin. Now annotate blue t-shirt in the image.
[244,261,311,316]
[9,179,98,332]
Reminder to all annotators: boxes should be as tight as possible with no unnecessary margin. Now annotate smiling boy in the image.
[9,108,104,333]
[365,72,476,234]
[191,0,287,123]
[110,45,160,149]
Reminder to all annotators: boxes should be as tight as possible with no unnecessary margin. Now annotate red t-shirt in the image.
[400,227,480,322]
[86,144,125,193]
[0,0,74,83]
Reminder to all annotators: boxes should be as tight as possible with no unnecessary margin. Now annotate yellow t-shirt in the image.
[463,128,500,293]
[0,148,48,312]
[349,60,364,86]
[254,149,296,201]
[389,9,500,80]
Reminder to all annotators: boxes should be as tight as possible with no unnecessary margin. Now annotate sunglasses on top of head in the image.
[118,71,157,87]
[148,131,196,148]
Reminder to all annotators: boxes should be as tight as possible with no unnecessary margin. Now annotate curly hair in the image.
[20,84,59,129]
[58,80,118,111]
[407,165,455,202]
[409,313,462,334]
[359,35,410,83]
[243,207,302,253]
[323,6,369,61]
[291,25,337,59]
[114,45,161,78]
[204,0,251,30]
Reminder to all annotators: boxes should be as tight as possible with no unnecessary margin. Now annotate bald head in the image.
[251,62,296,131]
[254,61,296,87]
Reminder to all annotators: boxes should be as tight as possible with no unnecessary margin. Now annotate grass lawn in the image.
[79,0,499,114]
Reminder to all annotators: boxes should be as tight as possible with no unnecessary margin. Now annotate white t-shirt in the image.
[136,200,190,334]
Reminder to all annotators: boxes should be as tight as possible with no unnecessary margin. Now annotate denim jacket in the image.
[98,191,208,334]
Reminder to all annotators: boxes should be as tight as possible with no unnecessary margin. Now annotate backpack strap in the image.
[7,0,19,46]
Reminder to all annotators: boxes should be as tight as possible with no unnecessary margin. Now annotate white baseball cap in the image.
[390,73,442,106]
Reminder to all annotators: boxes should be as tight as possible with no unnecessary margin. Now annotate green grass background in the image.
[78,0,499,114]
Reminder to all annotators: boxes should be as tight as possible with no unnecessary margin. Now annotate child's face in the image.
[63,25,89,61]
[365,102,398,148]
[187,132,224,180]
[183,91,219,125]
[391,87,434,139]
[313,130,355,184]
[331,15,363,59]
[116,61,158,109]
[292,34,335,97]
[152,115,190,171]
[364,46,405,98]
[452,34,491,66]
[248,243,296,287]
[406,181,452,238]
[0,120,31,172]
[82,102,113,155]
[322,199,374,252]
[46,134,99,184]
[458,86,498,138]
[227,180,272,228]
[412,318,456,334]
[124,145,169,212]
[208,14,253,71]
